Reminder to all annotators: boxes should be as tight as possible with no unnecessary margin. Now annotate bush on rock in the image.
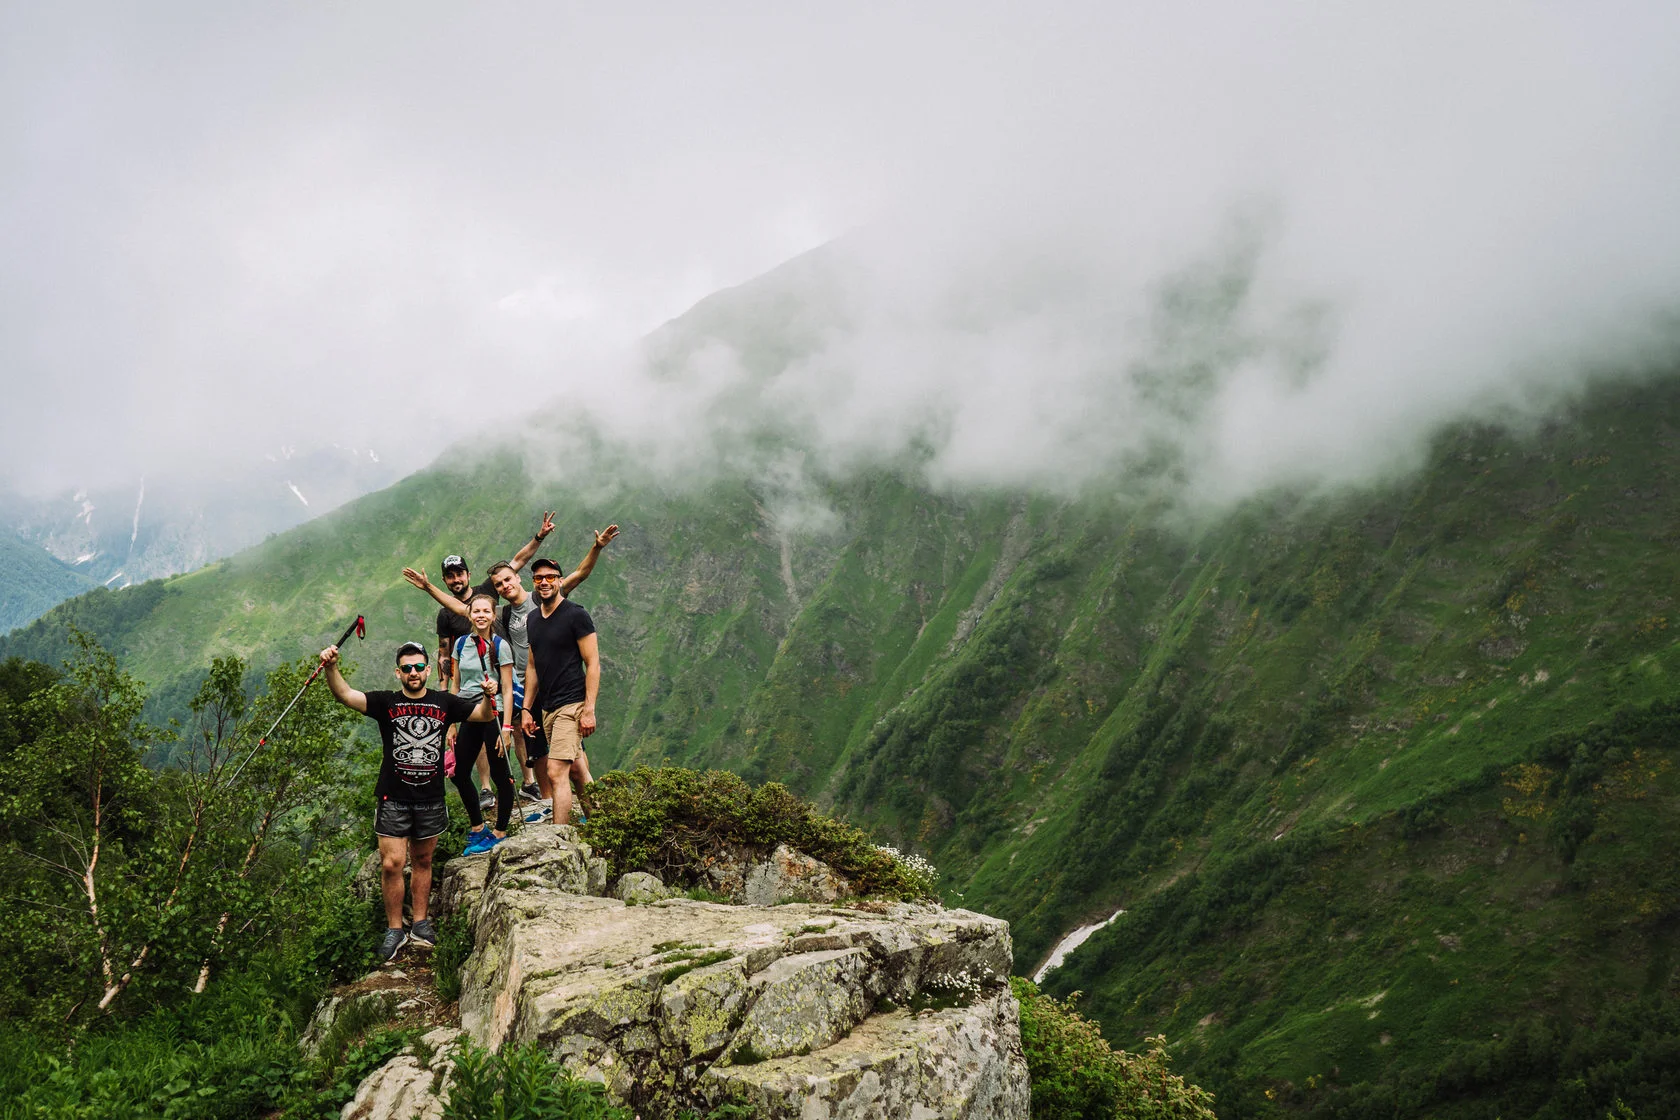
[1011,978,1216,1120]
[578,767,938,901]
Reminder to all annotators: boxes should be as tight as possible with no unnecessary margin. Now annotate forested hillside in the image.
[7,270,1680,1114]
[0,529,92,633]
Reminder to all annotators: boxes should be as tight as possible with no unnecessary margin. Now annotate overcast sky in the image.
[4,3,1678,500]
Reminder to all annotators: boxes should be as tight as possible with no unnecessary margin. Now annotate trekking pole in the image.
[228,615,366,784]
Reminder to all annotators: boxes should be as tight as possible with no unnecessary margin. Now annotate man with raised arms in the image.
[405,523,618,803]
[410,512,559,687]
[321,639,500,962]
[520,555,600,827]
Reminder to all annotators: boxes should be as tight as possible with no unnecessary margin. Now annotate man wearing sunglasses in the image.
[402,521,618,803]
[520,555,600,829]
[320,639,501,963]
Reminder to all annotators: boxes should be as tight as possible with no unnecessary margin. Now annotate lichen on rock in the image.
[338,825,1027,1119]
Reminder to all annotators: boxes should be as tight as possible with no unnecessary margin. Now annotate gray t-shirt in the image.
[501,596,539,675]
[451,633,512,701]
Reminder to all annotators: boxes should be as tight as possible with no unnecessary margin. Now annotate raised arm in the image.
[560,524,620,595]
[403,567,468,617]
[577,632,600,738]
[320,646,367,714]
[507,512,558,575]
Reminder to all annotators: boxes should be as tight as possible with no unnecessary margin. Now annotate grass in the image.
[660,950,735,983]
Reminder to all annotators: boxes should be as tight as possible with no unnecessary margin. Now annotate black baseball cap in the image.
[394,641,429,665]
[441,555,468,573]
[530,556,562,574]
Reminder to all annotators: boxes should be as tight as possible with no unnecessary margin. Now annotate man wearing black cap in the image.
[408,512,558,685]
[402,517,617,803]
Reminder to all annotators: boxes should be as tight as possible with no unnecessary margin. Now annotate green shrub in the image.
[442,1038,634,1120]
[433,914,474,1004]
[1011,978,1216,1120]
[579,767,937,901]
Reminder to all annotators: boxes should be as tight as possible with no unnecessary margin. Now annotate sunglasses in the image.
[531,573,561,583]
[398,662,429,673]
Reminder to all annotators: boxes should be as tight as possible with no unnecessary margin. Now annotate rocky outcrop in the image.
[614,871,675,904]
[340,1027,460,1120]
[341,825,1029,1119]
[743,843,851,905]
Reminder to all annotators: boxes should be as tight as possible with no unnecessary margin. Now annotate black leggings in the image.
[451,720,515,832]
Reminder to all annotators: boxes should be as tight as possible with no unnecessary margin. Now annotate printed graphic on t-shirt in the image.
[387,702,448,788]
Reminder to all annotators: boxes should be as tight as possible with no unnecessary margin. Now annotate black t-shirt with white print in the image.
[364,688,480,803]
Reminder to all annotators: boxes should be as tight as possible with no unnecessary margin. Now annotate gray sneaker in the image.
[479,787,496,810]
[378,927,409,963]
[409,918,437,949]
[518,781,541,803]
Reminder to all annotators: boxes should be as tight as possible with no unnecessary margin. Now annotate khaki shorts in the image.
[541,701,587,762]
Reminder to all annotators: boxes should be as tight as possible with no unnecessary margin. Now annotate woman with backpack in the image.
[447,591,516,855]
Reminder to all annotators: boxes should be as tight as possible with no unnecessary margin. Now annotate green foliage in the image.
[0,530,95,634]
[1011,978,1216,1120]
[443,1038,635,1120]
[579,767,936,900]
[434,913,475,1004]
[0,959,410,1120]
[0,637,365,1025]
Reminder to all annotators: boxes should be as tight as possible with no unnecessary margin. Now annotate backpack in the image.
[455,633,503,688]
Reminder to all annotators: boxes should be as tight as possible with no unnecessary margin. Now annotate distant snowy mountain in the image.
[0,444,399,630]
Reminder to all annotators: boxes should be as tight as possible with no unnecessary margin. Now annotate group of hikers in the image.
[318,514,618,962]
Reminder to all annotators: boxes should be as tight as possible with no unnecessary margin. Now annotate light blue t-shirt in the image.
[452,633,512,704]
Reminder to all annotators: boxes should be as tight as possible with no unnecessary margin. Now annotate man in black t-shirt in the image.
[322,639,499,963]
[402,512,559,682]
[402,520,618,800]
[519,555,600,828]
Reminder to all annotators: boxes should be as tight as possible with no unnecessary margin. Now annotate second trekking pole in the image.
[228,614,366,784]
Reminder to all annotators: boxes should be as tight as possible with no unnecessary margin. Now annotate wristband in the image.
[502,725,513,732]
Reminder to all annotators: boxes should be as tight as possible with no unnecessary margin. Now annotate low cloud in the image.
[528,4,1680,512]
[5,5,1678,510]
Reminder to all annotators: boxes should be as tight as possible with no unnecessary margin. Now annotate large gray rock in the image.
[438,824,611,924]
[339,1027,459,1120]
[743,844,851,906]
[458,886,1020,1117]
[705,988,1029,1120]
[614,871,674,904]
[351,831,1027,1120]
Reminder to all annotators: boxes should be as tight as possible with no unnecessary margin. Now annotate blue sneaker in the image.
[523,804,552,825]
[463,828,493,856]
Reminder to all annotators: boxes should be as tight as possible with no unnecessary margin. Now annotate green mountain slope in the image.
[0,529,94,634]
[6,270,1680,1112]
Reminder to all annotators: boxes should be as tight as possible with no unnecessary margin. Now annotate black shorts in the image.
[523,707,550,761]
[374,798,448,840]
